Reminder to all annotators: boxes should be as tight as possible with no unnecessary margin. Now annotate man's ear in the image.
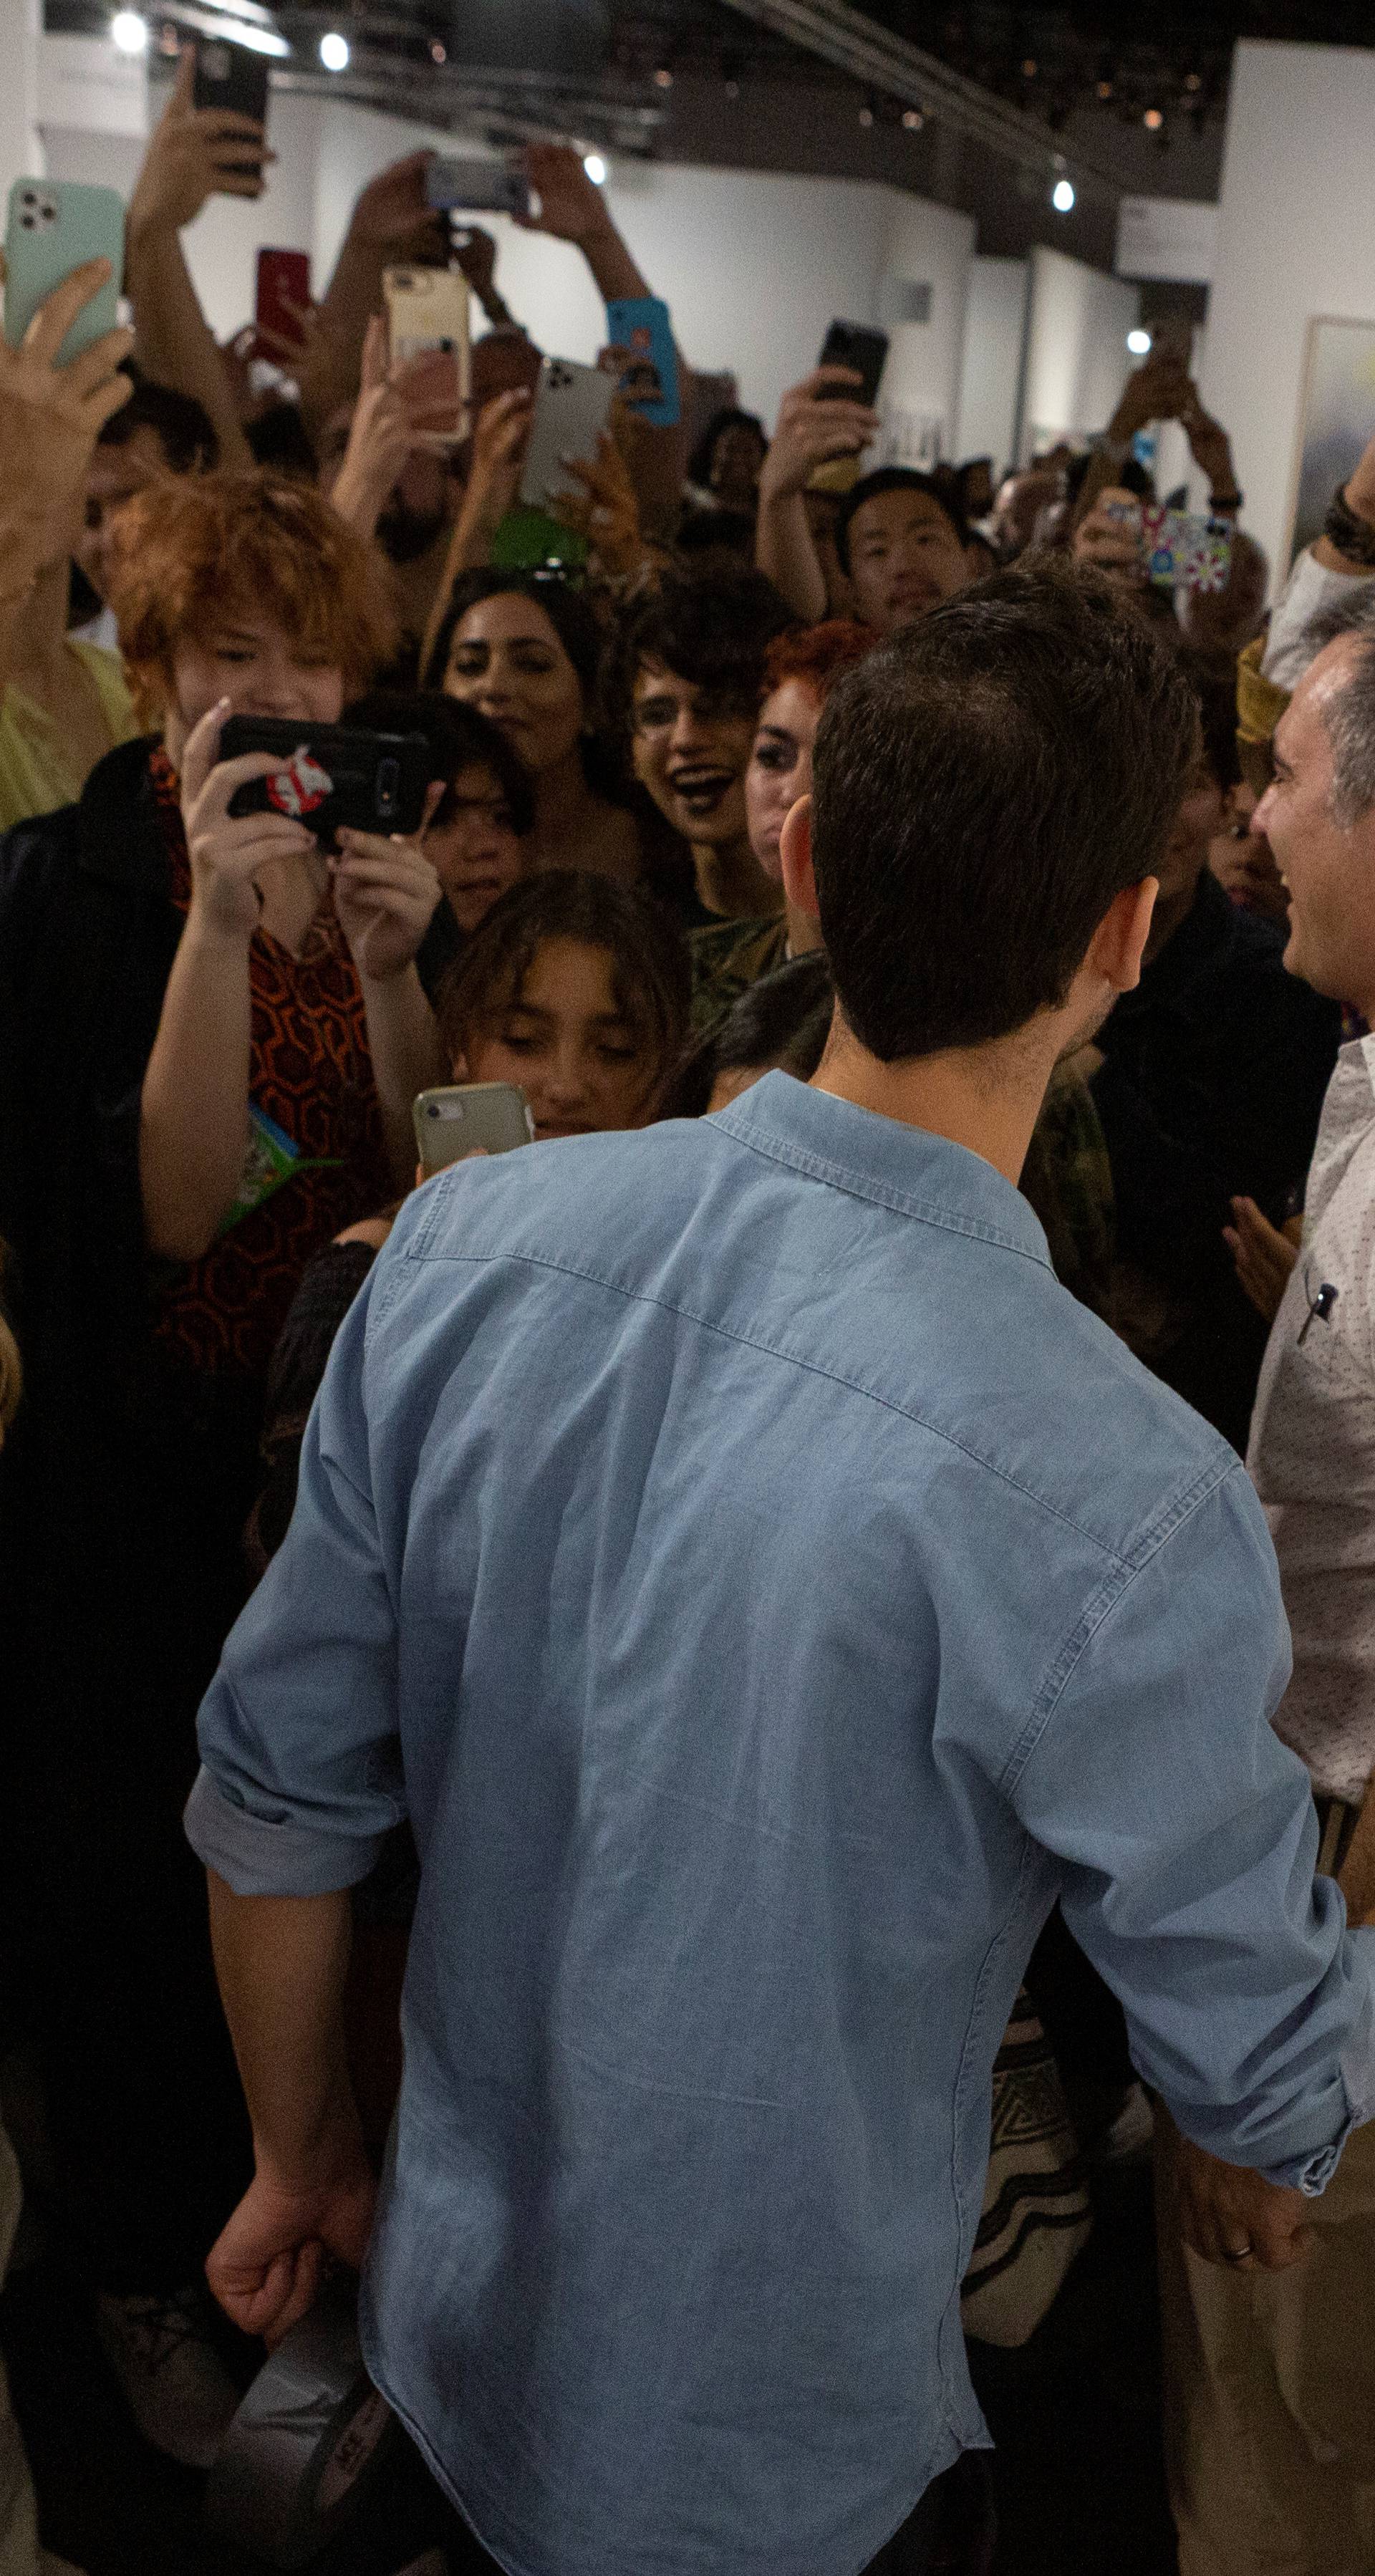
[780,794,820,922]
[1090,877,1158,998]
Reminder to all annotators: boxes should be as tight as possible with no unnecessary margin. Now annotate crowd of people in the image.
[4,57,1375,2576]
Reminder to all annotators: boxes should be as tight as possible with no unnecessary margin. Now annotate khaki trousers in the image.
[0,2122,82,2576]
[1157,2111,1375,2575]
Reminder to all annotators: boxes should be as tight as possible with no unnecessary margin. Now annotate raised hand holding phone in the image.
[179,700,319,942]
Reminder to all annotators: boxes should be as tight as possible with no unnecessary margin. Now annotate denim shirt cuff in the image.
[183,1765,386,1897]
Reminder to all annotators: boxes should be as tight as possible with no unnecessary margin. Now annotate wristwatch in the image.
[1208,488,1243,515]
[1324,482,1375,566]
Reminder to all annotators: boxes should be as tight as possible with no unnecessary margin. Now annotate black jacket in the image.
[1092,869,1341,1449]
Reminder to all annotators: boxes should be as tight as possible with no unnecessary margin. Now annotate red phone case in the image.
[255,248,310,354]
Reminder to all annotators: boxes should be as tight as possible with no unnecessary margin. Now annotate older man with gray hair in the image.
[1159,587,1375,2574]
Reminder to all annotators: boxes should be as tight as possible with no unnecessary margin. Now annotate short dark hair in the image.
[670,952,834,1116]
[344,688,536,835]
[811,560,1200,1062]
[835,469,968,575]
[607,571,793,735]
[688,406,767,490]
[99,369,218,473]
[436,870,690,1094]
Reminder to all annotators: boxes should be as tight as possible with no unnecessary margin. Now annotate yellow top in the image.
[0,640,139,835]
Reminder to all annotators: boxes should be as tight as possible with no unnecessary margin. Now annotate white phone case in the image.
[518,357,616,509]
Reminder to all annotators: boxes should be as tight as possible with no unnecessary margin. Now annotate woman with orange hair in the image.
[689,618,874,1033]
[0,469,443,2469]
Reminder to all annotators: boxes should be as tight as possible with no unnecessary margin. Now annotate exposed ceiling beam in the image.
[710,0,1126,201]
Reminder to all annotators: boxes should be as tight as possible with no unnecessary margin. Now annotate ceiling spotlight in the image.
[110,11,148,49]
[1184,70,1202,91]
[902,106,924,129]
[1021,56,1036,77]
[723,77,738,96]
[430,37,445,59]
[582,152,607,184]
[1051,176,1076,213]
[1126,327,1152,356]
[858,103,874,125]
[319,28,348,67]
[1096,78,1113,100]
[653,65,672,87]
[1143,106,1164,130]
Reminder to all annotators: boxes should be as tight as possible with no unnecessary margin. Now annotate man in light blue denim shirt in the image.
[188,566,1375,2576]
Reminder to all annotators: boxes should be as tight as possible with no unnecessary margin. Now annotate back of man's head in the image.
[810,561,1199,1063]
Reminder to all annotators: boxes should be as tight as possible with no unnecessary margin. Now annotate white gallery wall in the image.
[954,256,1026,467]
[1018,244,1139,460]
[1203,39,1375,582]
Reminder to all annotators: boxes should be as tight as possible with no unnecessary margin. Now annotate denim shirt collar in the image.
[710,1070,1054,1273]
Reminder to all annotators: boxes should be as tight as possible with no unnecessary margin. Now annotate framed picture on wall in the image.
[1283,315,1375,575]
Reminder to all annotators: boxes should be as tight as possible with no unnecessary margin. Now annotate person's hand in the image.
[758,367,880,507]
[206,2153,377,2347]
[329,314,463,526]
[0,264,133,572]
[332,827,442,981]
[1179,387,1236,498]
[553,428,645,576]
[462,385,531,523]
[451,223,498,304]
[516,143,614,248]
[128,47,271,235]
[179,700,318,942]
[1106,349,1192,445]
[346,150,445,260]
[1170,2123,1313,2273]
[1071,487,1147,582]
[1223,1196,1301,1322]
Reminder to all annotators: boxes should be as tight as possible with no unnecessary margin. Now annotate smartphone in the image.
[818,319,889,409]
[192,37,269,182]
[3,181,123,368]
[383,265,470,435]
[605,296,680,429]
[220,719,433,842]
[1138,503,1233,593]
[519,357,616,511]
[489,507,589,572]
[425,156,533,220]
[413,1083,535,1174]
[256,248,310,354]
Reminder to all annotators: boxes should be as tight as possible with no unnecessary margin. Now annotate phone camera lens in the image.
[376,757,400,819]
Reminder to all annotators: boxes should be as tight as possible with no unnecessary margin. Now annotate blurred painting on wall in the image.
[1285,316,1375,572]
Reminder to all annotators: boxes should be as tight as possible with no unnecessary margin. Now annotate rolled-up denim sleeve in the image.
[185,1263,405,1898]
[1008,1461,1375,2192]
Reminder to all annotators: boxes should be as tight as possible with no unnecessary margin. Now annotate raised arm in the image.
[756,368,879,622]
[307,152,449,441]
[124,49,263,469]
[140,706,317,1260]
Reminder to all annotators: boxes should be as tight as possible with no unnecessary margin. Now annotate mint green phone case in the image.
[4,180,124,365]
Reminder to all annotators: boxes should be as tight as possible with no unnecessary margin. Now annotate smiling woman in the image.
[427,569,644,888]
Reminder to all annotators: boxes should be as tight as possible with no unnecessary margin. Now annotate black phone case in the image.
[221,720,432,843]
[192,37,269,133]
[818,322,889,409]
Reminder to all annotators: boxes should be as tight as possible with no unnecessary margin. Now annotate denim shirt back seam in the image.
[708,1114,1056,1270]
[381,1240,1153,1568]
[1000,1455,1247,1798]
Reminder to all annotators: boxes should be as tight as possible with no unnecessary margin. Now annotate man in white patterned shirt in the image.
[1159,592,1375,2575]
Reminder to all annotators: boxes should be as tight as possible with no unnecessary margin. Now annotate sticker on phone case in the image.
[266,748,332,819]
[217,1103,342,1236]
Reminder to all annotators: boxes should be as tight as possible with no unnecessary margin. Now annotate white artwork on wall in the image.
[1283,315,1375,577]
